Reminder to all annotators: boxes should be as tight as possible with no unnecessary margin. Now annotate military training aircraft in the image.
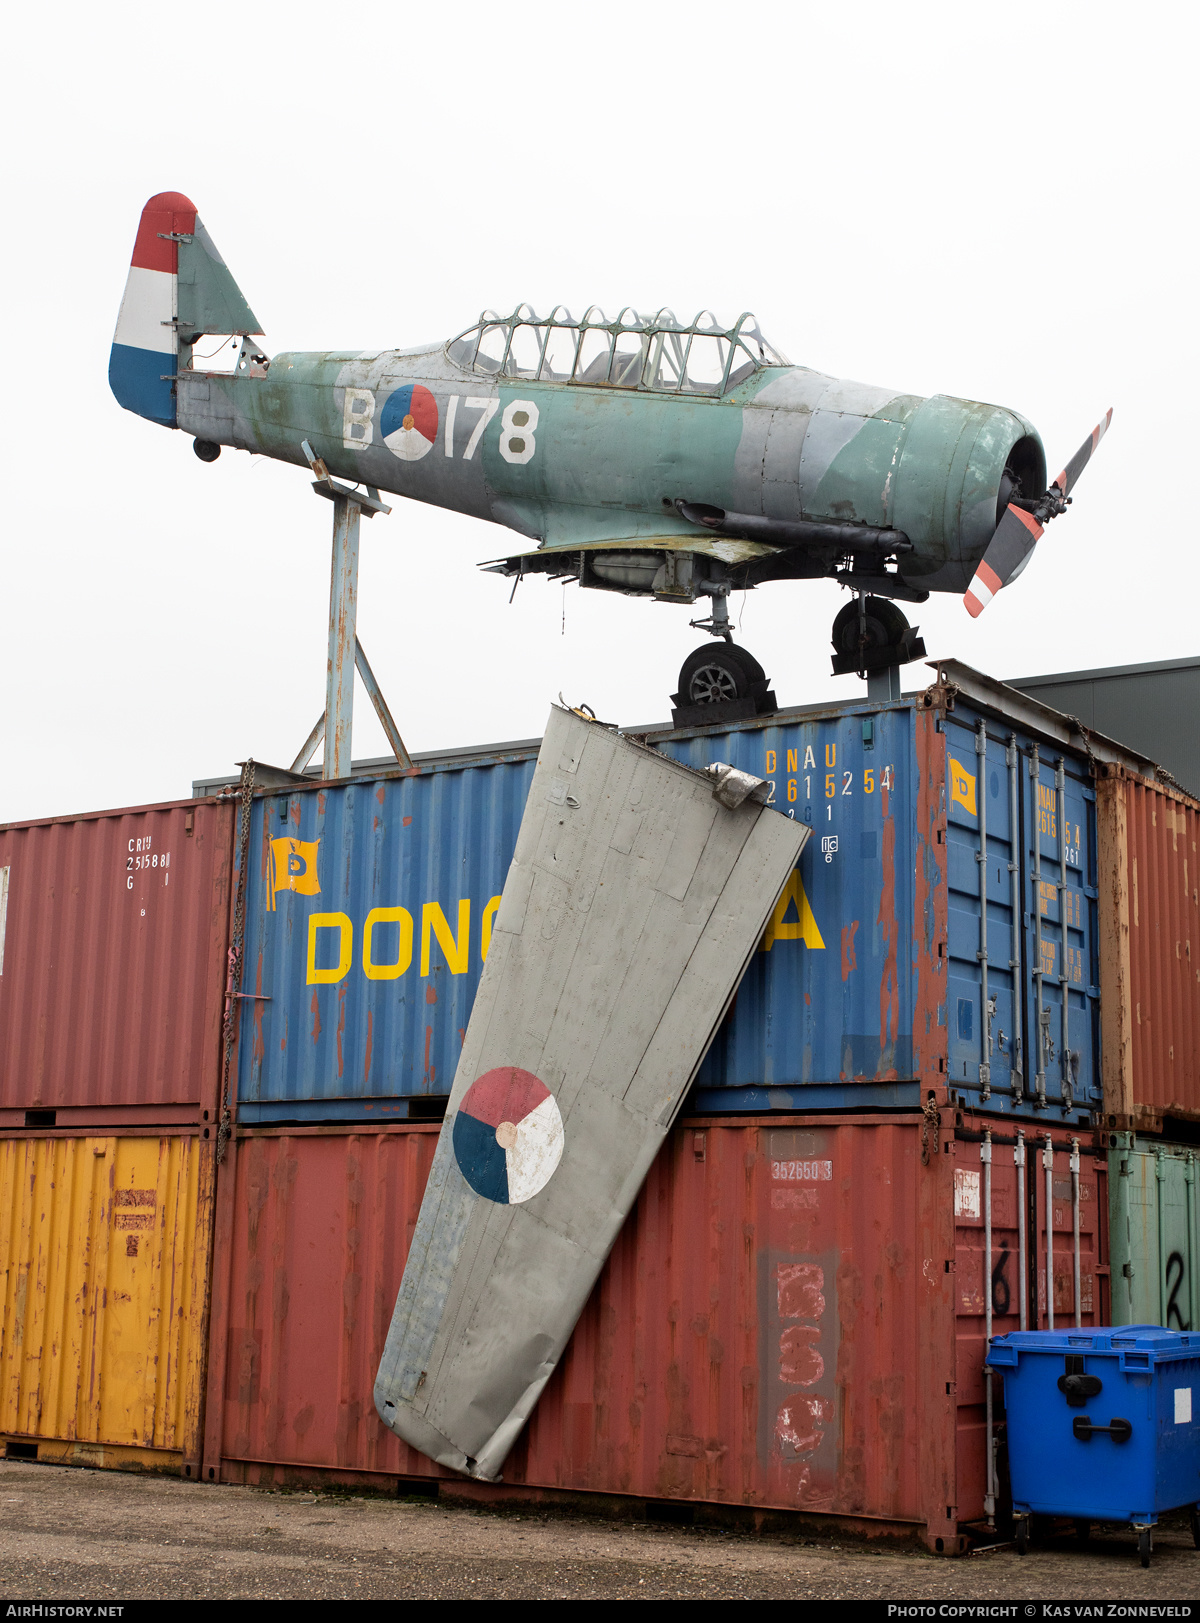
[110,193,1111,712]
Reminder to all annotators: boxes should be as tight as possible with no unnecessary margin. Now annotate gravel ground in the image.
[0,1459,1197,1603]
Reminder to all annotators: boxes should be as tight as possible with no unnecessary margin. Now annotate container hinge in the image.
[1122,1262,1134,1278]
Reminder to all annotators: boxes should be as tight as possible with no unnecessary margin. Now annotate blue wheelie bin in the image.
[989,1326,1200,1566]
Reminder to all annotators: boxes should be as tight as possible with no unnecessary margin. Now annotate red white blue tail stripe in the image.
[109,192,197,427]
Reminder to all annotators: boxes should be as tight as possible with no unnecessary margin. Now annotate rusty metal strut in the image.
[217,758,255,1163]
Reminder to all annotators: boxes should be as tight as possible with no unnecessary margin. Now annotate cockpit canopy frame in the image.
[446,306,788,397]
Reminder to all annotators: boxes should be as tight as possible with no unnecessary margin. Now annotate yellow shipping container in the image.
[0,1132,214,1476]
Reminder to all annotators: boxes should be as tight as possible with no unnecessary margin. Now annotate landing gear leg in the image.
[671,575,777,722]
[689,576,734,643]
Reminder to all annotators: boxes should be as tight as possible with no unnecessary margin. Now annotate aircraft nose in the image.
[892,395,1045,595]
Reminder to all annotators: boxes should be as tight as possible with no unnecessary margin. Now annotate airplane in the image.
[110,192,1111,713]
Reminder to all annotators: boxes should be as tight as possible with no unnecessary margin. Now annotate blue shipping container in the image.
[235,672,1103,1123]
[237,749,537,1122]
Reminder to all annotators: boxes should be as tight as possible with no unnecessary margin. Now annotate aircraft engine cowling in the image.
[735,375,1046,597]
[889,396,1046,595]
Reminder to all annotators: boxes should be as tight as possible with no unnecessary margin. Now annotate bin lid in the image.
[989,1326,1200,1366]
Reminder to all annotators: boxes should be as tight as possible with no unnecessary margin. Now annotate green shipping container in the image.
[1108,1134,1200,1331]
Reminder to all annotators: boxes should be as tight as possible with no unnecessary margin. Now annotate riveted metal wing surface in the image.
[373,707,808,1479]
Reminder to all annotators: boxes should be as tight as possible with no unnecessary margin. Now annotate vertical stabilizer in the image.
[109,193,264,429]
[109,192,196,427]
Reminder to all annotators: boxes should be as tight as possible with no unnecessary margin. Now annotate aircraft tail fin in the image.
[109,193,263,428]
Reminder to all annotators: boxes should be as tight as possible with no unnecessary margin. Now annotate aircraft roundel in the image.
[380,383,438,460]
[452,1067,564,1205]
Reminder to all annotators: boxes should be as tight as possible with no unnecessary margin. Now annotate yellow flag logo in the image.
[762,868,825,951]
[267,837,321,910]
[949,759,977,817]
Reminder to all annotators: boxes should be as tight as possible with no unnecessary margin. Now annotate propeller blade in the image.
[963,505,1043,618]
[964,408,1113,616]
[1053,407,1113,497]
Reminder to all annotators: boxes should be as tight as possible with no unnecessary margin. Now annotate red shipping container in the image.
[203,1110,1105,1548]
[0,799,234,1125]
[1097,768,1200,1129]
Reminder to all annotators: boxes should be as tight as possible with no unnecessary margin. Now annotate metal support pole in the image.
[866,665,902,702]
[1007,738,1024,1103]
[1016,1131,1028,1330]
[982,1130,996,1525]
[976,721,991,1100]
[1071,1137,1082,1327]
[1044,1134,1056,1329]
[324,494,361,780]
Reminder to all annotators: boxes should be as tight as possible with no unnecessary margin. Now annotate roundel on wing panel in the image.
[452,1067,564,1205]
[380,383,438,460]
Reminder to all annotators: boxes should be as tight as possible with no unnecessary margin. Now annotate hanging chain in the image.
[921,1094,941,1166]
[217,759,255,1163]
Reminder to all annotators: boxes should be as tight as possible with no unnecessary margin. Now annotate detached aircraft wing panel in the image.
[375,707,808,1479]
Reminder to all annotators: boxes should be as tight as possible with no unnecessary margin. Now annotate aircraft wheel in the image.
[193,439,221,463]
[1138,1527,1152,1568]
[1014,1515,1029,1556]
[831,595,910,661]
[678,643,754,707]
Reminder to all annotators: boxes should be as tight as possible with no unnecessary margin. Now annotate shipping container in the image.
[235,665,1144,1124]
[203,1113,1105,1546]
[0,1131,216,1476]
[1108,1133,1199,1331]
[236,751,537,1122]
[662,671,1102,1122]
[0,799,234,1125]
[1096,770,1200,1128]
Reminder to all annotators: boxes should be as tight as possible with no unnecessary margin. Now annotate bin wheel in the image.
[1074,1519,1090,1544]
[1138,1527,1151,1568]
[1191,1506,1200,1550]
[1015,1516,1029,1556]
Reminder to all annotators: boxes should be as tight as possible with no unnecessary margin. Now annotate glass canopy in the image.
[446,307,788,397]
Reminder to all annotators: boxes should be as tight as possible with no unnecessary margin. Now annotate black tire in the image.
[1074,1519,1090,1544]
[831,595,911,659]
[1015,1516,1029,1556]
[1139,1527,1151,1568]
[724,643,766,684]
[678,644,753,707]
[193,439,221,463]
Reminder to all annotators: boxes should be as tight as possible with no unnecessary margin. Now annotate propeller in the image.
[964,409,1112,617]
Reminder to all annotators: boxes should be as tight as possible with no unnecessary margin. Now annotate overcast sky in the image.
[1,1,1193,823]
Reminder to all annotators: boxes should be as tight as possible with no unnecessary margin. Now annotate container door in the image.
[1020,745,1100,1114]
[0,1134,212,1467]
[945,716,1023,1108]
[1029,1136,1108,1329]
[1111,1140,1200,1330]
[1154,1148,1200,1332]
